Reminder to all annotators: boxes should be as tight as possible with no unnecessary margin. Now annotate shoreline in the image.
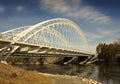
[0,61,102,84]
[39,72,102,84]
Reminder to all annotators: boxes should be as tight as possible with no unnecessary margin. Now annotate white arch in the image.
[1,26,30,35]
[65,19,90,52]
[23,24,69,46]
[1,26,30,40]
[27,34,52,45]
[2,18,90,53]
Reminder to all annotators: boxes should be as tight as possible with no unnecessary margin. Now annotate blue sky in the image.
[0,0,120,52]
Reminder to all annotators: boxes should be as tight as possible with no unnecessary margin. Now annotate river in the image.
[14,62,120,84]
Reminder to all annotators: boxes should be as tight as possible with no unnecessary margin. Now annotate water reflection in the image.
[15,64,94,76]
[14,63,120,84]
[98,63,120,84]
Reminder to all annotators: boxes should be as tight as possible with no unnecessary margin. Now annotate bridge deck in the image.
[0,38,92,57]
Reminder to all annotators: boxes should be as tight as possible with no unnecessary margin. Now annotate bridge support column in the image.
[64,57,77,65]
[79,55,97,65]
[0,42,19,61]
[0,44,12,61]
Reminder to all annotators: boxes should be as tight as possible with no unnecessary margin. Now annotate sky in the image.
[0,0,120,52]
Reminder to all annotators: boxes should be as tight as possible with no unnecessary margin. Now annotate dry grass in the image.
[0,63,51,84]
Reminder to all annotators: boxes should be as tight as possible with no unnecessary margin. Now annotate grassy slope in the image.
[0,63,51,84]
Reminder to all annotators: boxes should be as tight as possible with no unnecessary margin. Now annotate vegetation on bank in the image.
[0,63,103,84]
[96,40,120,62]
[0,63,51,84]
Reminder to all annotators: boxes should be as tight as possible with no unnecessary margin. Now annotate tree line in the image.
[96,40,120,62]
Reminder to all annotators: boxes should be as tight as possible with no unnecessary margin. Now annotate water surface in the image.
[15,62,120,84]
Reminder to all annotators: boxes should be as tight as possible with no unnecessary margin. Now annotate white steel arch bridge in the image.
[0,18,94,64]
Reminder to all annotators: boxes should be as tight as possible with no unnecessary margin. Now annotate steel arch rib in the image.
[66,20,90,53]
[23,24,69,46]
[32,35,52,45]
[1,26,30,35]
[10,18,90,53]
[1,26,31,40]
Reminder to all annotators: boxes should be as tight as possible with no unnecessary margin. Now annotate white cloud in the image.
[0,6,5,12]
[16,6,23,11]
[86,28,120,41]
[86,32,101,39]
[85,28,120,52]
[98,28,119,36]
[41,0,111,24]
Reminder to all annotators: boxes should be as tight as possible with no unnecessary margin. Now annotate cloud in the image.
[85,28,120,52]
[86,28,120,41]
[41,0,111,24]
[86,33,101,40]
[98,28,119,36]
[16,6,24,11]
[0,6,5,12]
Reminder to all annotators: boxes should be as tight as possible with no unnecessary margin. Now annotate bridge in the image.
[0,18,94,64]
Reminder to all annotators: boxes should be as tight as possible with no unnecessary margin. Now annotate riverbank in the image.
[0,62,102,84]
[39,72,102,84]
[0,63,51,84]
